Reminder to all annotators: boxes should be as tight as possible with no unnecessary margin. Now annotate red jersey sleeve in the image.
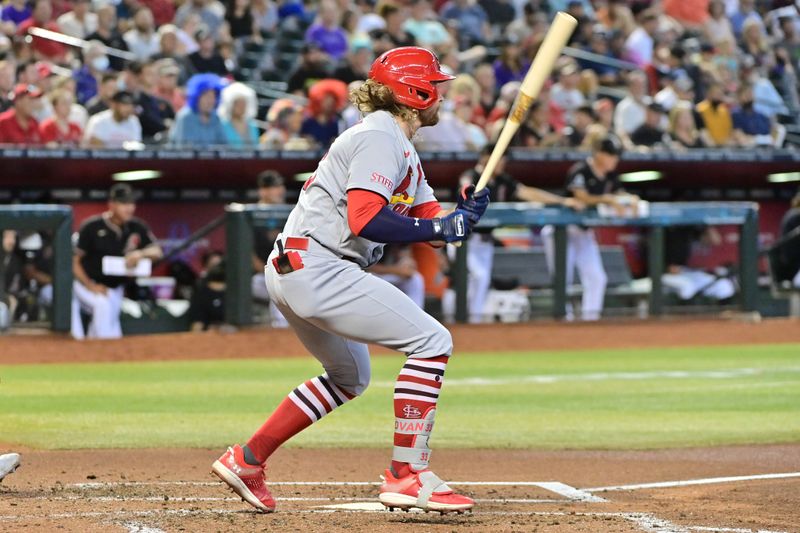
[347,189,388,236]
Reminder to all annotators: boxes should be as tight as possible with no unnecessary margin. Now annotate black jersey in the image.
[565,159,620,197]
[253,228,280,265]
[76,213,156,288]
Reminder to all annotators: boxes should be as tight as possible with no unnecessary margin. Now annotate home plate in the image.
[318,502,422,512]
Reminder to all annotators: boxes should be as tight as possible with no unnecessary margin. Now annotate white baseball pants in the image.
[265,236,452,396]
[466,234,494,323]
[71,282,125,339]
[374,272,426,309]
[542,225,608,321]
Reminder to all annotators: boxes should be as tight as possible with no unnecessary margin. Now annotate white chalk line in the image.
[0,509,787,533]
[19,495,565,504]
[72,480,596,488]
[585,472,800,493]
[373,367,800,388]
[620,512,787,533]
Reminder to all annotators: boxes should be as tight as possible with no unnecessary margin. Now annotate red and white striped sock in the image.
[392,355,448,477]
[246,374,354,464]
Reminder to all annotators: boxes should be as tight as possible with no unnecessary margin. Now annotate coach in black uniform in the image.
[72,184,163,339]
[458,144,583,323]
[542,134,637,321]
[250,170,289,327]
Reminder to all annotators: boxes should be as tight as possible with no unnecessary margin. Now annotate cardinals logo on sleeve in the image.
[390,165,415,215]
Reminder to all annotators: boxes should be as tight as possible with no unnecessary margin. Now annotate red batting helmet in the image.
[368,47,455,110]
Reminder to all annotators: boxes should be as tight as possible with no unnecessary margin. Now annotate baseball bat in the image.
[474,12,578,193]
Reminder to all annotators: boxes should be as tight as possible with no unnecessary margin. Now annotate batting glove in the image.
[457,184,490,225]
[432,209,472,243]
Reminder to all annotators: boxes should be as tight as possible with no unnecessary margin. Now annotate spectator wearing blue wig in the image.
[169,73,228,146]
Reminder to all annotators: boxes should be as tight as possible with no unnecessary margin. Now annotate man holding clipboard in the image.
[72,184,163,339]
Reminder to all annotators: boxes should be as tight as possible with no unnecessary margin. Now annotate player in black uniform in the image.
[72,184,163,339]
[542,134,637,321]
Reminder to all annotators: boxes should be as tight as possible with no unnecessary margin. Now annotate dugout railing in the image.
[224,202,759,325]
[1,147,799,192]
[0,205,73,332]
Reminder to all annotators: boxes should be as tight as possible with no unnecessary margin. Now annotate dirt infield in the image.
[1,445,799,532]
[2,319,799,532]
[3,317,800,365]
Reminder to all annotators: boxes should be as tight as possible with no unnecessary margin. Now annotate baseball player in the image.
[542,133,637,320]
[212,47,489,514]
[458,144,584,323]
[72,184,163,339]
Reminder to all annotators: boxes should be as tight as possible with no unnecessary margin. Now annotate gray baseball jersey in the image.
[264,110,452,397]
[282,110,437,268]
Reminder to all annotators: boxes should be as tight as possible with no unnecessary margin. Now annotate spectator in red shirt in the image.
[153,59,186,112]
[16,0,67,61]
[140,0,176,28]
[39,88,82,146]
[0,84,43,144]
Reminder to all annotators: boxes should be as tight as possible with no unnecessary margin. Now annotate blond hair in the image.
[349,78,418,123]
[48,88,72,107]
[668,101,698,138]
[450,74,480,107]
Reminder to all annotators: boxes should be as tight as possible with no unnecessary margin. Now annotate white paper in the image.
[597,200,649,219]
[102,256,152,277]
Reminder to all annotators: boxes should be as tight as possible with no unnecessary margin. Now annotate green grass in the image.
[1,344,799,450]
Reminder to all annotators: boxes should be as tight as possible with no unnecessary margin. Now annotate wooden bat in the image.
[474,12,578,193]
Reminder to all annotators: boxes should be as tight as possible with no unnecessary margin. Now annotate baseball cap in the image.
[111,90,135,104]
[257,170,285,188]
[10,83,43,101]
[593,133,623,156]
[559,63,578,76]
[109,183,136,203]
[157,59,180,77]
[35,61,54,79]
[593,98,614,113]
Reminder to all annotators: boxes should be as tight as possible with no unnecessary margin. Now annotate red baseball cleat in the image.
[211,445,276,513]
[379,468,474,514]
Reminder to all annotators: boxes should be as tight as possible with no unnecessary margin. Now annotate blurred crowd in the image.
[0,0,797,150]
